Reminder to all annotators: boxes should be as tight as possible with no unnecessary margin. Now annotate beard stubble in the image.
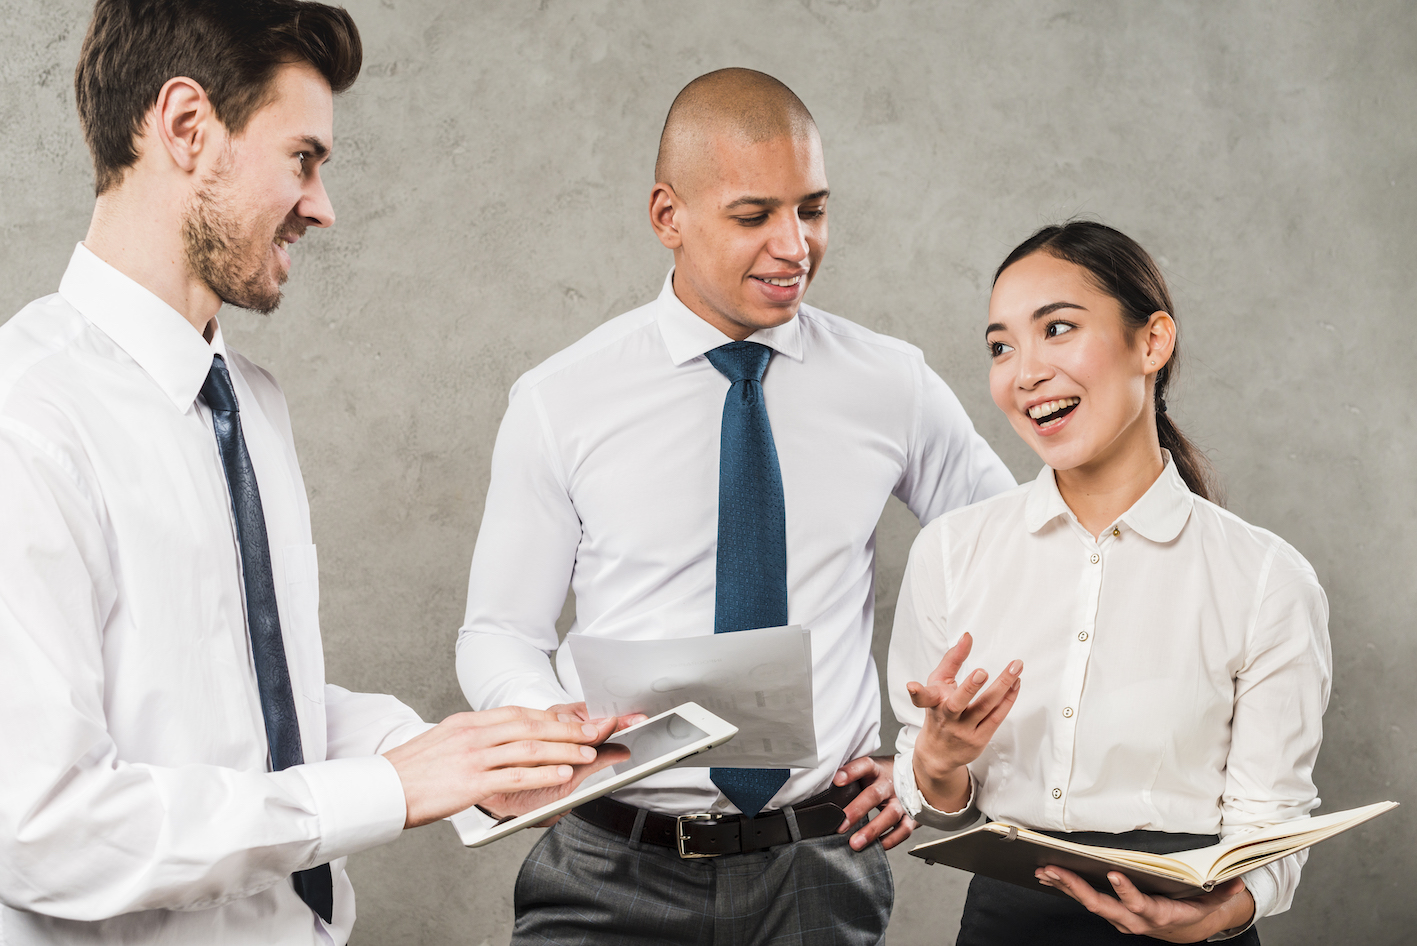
[181,158,288,315]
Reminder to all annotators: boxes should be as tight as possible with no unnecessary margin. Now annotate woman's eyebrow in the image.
[1032,301,1086,320]
[985,301,1088,337]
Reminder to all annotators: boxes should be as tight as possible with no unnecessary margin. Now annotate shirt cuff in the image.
[1206,866,1277,941]
[296,755,408,863]
[894,748,980,831]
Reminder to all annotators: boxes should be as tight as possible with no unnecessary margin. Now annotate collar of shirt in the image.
[652,269,805,366]
[1023,450,1194,542]
[57,242,226,413]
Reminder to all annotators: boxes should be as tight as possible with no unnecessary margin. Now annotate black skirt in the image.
[955,829,1263,946]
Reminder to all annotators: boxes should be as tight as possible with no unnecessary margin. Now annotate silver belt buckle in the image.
[676,813,720,858]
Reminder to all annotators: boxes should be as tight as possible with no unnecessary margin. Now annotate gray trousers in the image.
[511,811,894,946]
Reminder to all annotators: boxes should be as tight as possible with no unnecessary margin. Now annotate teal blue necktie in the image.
[704,342,791,817]
[202,355,333,922]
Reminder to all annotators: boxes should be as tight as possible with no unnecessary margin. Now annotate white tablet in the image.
[459,701,737,847]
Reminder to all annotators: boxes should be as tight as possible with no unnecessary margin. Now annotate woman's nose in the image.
[1016,344,1053,389]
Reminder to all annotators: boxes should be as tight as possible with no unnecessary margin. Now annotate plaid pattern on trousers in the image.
[510,810,894,945]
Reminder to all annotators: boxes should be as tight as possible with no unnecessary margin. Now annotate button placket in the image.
[1050,539,1104,826]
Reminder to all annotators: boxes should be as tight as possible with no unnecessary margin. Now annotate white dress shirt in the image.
[456,271,1015,817]
[889,458,1332,925]
[0,245,428,946]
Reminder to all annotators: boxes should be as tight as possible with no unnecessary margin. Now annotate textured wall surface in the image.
[2,1,1414,943]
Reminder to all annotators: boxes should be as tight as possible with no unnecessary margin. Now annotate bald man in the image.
[456,69,1015,944]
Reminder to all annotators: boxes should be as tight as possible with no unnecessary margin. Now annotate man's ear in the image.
[648,182,684,251]
[151,76,218,174]
[1143,311,1177,373]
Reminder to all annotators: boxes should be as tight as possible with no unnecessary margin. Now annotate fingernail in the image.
[1110,873,1123,886]
[581,746,596,760]
[558,765,573,777]
[971,669,986,684]
[581,724,598,737]
[1008,660,1022,674]
[1044,870,1059,882]
[557,714,575,723]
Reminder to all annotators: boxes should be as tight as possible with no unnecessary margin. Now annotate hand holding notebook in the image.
[909,801,1399,899]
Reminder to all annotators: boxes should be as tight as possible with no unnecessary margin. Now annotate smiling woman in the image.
[990,221,1218,506]
[887,221,1332,944]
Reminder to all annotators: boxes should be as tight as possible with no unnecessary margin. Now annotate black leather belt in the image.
[571,781,863,858]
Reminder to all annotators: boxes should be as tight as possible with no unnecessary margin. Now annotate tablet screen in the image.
[607,712,709,774]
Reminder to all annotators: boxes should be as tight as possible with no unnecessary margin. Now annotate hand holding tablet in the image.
[458,703,738,847]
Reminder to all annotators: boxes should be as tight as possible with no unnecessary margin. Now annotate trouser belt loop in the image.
[629,807,648,844]
[783,804,803,843]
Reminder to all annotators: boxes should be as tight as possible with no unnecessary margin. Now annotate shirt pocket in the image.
[280,543,328,761]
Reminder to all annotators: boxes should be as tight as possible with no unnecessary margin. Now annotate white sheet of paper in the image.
[567,625,817,768]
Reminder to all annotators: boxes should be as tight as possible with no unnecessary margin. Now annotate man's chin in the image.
[212,268,286,315]
[215,284,283,316]
[736,306,799,334]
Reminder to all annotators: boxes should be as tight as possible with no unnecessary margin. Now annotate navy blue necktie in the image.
[202,355,333,923]
[704,341,791,817]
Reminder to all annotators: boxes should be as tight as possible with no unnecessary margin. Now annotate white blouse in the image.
[889,458,1331,924]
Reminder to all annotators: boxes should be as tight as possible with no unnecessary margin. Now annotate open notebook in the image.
[909,801,1398,899]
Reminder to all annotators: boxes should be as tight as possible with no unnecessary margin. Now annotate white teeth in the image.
[1028,397,1080,420]
[758,276,801,287]
[275,239,288,249]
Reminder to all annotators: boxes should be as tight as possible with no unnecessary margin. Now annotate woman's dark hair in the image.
[75,0,363,195]
[993,220,1219,503]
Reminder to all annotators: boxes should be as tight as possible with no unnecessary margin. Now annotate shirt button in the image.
[1052,788,1063,799]
[1062,707,1074,718]
[1112,527,1121,537]
[1089,553,1100,564]
[1077,631,1088,642]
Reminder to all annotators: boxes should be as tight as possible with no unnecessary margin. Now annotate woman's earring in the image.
[1150,359,1156,365]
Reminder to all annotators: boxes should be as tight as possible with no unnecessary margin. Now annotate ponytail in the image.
[1156,408,1218,504]
[994,220,1220,504]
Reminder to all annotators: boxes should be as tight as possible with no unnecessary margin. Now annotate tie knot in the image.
[705,341,773,384]
[201,354,240,413]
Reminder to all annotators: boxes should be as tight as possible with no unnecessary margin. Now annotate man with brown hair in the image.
[0,2,630,944]
[457,68,1014,944]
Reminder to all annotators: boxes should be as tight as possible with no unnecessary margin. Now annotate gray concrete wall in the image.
[3,1,1413,942]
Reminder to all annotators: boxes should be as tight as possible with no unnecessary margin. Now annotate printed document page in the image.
[567,625,817,768]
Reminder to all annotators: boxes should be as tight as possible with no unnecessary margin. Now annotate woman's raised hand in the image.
[907,632,1022,812]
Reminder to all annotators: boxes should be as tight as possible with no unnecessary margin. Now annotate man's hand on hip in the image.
[383,705,632,828]
[833,755,916,851]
